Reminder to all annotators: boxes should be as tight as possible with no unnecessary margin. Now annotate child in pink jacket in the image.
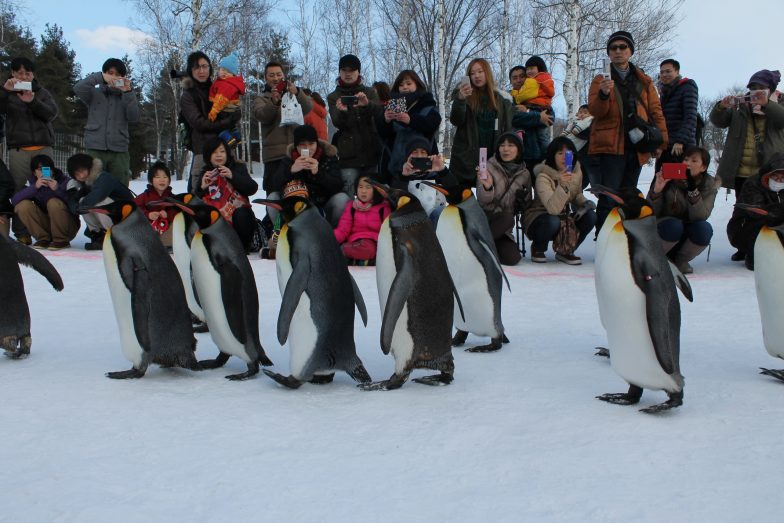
[334,175,391,264]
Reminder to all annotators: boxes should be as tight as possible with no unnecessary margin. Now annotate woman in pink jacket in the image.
[334,175,391,264]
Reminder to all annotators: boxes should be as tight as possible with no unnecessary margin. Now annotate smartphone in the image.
[41,166,52,179]
[602,58,611,79]
[275,79,287,94]
[300,148,310,158]
[478,147,488,180]
[341,95,358,107]
[113,79,125,88]
[13,81,32,91]
[410,157,432,171]
[462,75,471,88]
[564,150,574,173]
[661,162,688,180]
[388,97,406,114]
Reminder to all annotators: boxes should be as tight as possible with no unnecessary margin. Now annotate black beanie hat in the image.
[405,136,433,158]
[293,125,318,145]
[338,54,361,72]
[524,56,548,73]
[494,131,524,163]
[747,69,781,92]
[607,31,635,55]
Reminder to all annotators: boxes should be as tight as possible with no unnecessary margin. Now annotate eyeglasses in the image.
[193,64,210,71]
[609,44,629,51]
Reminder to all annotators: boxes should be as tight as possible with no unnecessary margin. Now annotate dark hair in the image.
[67,153,94,177]
[660,58,680,71]
[525,56,548,73]
[186,51,212,82]
[30,154,55,173]
[373,81,391,103]
[147,161,171,183]
[265,61,284,74]
[509,65,525,80]
[310,91,325,107]
[684,146,710,170]
[544,137,578,170]
[391,70,426,93]
[10,57,35,73]
[202,137,234,168]
[356,174,383,205]
[102,58,127,77]
[578,104,589,111]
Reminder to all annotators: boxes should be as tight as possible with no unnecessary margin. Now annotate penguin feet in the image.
[192,321,209,333]
[597,385,643,406]
[465,337,503,353]
[106,368,146,379]
[309,373,336,385]
[451,330,468,347]
[225,363,259,381]
[359,374,408,391]
[594,347,610,358]
[412,372,454,386]
[263,369,303,389]
[346,364,372,384]
[502,334,510,344]
[3,336,30,359]
[759,368,784,383]
[639,392,683,414]
[198,352,230,369]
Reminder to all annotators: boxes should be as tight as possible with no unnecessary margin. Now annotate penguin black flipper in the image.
[667,260,694,302]
[10,241,64,291]
[215,253,247,345]
[450,275,465,323]
[278,261,309,345]
[349,273,368,327]
[474,232,511,292]
[130,264,154,353]
[381,244,415,355]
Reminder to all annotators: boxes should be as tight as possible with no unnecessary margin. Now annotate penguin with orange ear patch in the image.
[589,185,692,414]
[80,200,200,379]
[183,203,273,380]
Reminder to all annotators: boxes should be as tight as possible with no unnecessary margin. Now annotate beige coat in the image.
[523,163,588,233]
[476,157,531,216]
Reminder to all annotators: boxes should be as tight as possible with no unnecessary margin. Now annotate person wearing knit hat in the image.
[327,54,382,197]
[209,52,245,148]
[714,70,784,265]
[586,29,667,234]
[293,124,318,146]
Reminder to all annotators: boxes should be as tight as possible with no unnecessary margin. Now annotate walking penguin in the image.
[590,186,693,413]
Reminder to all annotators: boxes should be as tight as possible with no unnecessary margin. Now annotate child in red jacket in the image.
[134,161,179,247]
[524,55,555,155]
[209,53,245,147]
[333,175,391,265]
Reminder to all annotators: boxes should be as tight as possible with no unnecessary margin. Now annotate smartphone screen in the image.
[300,149,309,158]
[661,163,688,180]
[462,75,471,87]
[564,150,574,173]
[41,166,52,179]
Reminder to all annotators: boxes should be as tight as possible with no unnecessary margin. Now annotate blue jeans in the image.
[586,152,642,233]
[526,211,597,252]
[657,218,713,246]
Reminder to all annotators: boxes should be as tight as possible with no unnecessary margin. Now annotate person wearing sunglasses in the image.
[586,30,668,234]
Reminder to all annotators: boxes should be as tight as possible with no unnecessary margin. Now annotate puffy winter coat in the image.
[476,156,531,216]
[647,172,720,223]
[658,77,699,147]
[253,85,313,164]
[134,186,180,230]
[73,72,140,152]
[271,140,344,208]
[304,102,329,142]
[327,82,382,169]
[69,158,135,212]
[377,91,442,176]
[180,77,241,155]
[0,80,58,148]
[334,200,391,244]
[11,168,70,209]
[523,163,589,233]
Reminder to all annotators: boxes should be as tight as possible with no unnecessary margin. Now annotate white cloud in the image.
[75,25,151,52]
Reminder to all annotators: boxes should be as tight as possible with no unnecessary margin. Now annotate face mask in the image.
[769,179,784,192]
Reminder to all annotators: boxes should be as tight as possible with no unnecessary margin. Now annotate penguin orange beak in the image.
[252,199,283,212]
[419,181,450,196]
[588,184,624,204]
[735,203,769,216]
[164,198,195,215]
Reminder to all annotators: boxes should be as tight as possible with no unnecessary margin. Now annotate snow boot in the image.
[671,240,707,275]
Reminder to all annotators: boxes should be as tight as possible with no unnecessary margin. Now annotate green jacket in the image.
[449,88,515,187]
[709,100,784,189]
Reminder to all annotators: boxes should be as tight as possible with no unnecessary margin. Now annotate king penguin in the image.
[361,183,463,391]
[736,202,784,382]
[590,186,693,413]
[0,233,63,359]
[82,200,200,378]
[428,181,510,352]
[253,196,372,388]
[181,202,273,380]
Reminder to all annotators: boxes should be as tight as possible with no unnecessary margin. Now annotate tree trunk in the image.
[562,0,581,124]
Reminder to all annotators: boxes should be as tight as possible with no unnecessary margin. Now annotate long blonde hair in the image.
[465,58,498,113]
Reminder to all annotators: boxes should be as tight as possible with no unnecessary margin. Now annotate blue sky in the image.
[22,0,782,101]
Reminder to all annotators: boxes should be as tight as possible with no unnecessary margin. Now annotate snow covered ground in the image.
[1,169,781,522]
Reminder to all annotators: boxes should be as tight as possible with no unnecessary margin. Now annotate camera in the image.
[169,69,187,79]
[341,95,358,107]
[13,81,32,91]
[113,79,125,88]
[275,80,287,94]
[410,157,432,172]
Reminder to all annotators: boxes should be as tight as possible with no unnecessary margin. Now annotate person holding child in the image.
[333,175,391,265]
[134,161,180,248]
[208,53,245,147]
[476,131,531,266]
[648,146,720,274]
[521,56,555,153]
[11,154,79,250]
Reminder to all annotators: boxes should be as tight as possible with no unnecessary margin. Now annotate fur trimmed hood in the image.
[85,158,104,187]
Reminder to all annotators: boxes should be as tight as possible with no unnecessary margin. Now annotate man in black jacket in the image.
[657,59,699,168]
[0,57,59,244]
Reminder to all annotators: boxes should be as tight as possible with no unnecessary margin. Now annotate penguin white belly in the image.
[191,236,249,362]
[754,228,784,359]
[376,220,395,314]
[436,210,496,336]
[103,233,144,367]
[598,231,679,391]
[390,304,415,374]
[172,215,204,321]
[275,228,319,378]
[594,210,621,330]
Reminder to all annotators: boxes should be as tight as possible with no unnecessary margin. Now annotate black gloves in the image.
[514,186,530,214]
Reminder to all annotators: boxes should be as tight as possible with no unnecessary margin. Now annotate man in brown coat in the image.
[587,31,668,232]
